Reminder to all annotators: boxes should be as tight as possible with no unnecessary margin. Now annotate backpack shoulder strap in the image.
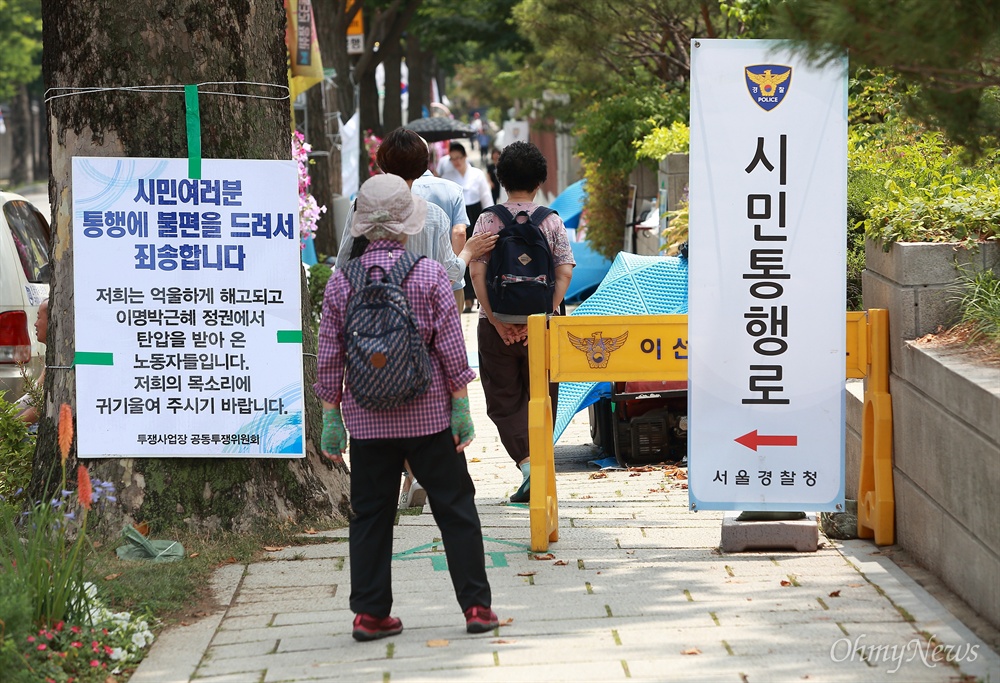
[385,251,425,286]
[529,206,556,225]
[343,257,369,291]
[483,204,516,227]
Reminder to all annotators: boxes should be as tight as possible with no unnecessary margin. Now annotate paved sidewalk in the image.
[132,312,999,683]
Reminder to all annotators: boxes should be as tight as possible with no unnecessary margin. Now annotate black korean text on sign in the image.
[742,134,791,406]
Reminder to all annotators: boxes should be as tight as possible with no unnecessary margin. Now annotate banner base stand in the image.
[721,511,819,553]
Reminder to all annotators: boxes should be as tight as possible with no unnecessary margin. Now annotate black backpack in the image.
[343,250,432,411]
[484,205,557,320]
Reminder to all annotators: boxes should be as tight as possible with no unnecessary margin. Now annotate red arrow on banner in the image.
[735,430,798,452]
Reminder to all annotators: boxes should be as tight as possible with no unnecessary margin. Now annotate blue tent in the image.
[550,179,587,230]
[555,251,688,443]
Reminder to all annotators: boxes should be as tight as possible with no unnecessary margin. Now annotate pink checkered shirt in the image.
[313,240,476,439]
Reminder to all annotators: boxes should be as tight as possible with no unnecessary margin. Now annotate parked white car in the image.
[0,191,50,401]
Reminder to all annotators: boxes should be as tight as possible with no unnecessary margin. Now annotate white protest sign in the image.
[688,40,847,510]
[72,157,305,457]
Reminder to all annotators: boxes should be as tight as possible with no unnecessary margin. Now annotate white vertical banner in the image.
[72,157,305,457]
[688,40,847,511]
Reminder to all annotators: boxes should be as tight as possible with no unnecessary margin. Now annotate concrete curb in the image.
[129,563,245,682]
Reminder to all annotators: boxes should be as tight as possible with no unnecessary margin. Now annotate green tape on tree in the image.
[75,352,114,366]
[277,330,303,343]
[184,84,202,179]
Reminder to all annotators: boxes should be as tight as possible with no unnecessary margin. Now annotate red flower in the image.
[59,404,74,462]
[26,636,35,643]
[71,641,82,648]
[70,625,81,634]
[77,465,93,511]
[103,644,113,655]
[37,643,47,651]
[90,659,100,667]
[55,621,64,631]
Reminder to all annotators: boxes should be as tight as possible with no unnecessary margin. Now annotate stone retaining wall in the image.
[859,239,1000,630]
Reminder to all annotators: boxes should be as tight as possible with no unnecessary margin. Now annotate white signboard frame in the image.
[688,40,847,511]
[72,157,305,458]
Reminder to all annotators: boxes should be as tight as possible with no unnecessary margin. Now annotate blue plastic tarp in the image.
[550,179,587,230]
[564,240,612,303]
[554,251,688,443]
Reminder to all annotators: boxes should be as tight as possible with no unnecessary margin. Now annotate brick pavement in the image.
[131,310,1000,683]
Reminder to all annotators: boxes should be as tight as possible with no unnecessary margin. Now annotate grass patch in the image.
[86,524,347,626]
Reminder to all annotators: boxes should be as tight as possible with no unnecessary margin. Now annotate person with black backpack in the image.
[314,174,498,641]
[469,142,575,503]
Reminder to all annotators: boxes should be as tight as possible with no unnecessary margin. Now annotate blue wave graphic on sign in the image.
[223,383,304,455]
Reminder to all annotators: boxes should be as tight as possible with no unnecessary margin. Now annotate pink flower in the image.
[70,625,81,634]
[26,636,35,643]
[90,660,100,667]
[55,621,64,631]
[71,641,82,648]
[37,643,47,651]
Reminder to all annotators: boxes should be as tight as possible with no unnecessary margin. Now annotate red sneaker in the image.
[352,613,403,641]
[464,606,499,634]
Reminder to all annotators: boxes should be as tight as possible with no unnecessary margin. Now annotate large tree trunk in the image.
[358,65,380,181]
[406,33,429,122]
[307,0,342,259]
[9,85,35,186]
[382,36,402,132]
[36,0,350,539]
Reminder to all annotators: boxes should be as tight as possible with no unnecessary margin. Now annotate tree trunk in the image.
[358,65,380,181]
[36,0,350,539]
[382,37,402,132]
[9,85,35,186]
[330,0,356,121]
[406,33,428,122]
[31,92,49,180]
[307,0,341,259]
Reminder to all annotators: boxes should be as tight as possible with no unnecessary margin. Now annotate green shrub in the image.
[574,87,687,262]
[850,115,1000,247]
[0,391,34,500]
[953,267,1000,353]
[635,121,689,162]
[308,262,333,328]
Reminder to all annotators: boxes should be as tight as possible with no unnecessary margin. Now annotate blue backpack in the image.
[343,251,431,411]
[484,205,557,321]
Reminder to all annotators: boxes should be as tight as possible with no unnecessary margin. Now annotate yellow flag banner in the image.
[285,0,323,102]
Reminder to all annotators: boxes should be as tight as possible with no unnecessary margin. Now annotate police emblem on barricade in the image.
[567,331,629,369]
[745,65,792,111]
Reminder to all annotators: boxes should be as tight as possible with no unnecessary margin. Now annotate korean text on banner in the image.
[687,40,848,512]
[72,157,305,458]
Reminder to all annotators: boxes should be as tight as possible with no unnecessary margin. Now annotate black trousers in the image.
[477,318,559,464]
[348,428,492,617]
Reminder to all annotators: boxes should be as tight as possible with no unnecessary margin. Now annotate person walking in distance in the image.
[469,142,574,503]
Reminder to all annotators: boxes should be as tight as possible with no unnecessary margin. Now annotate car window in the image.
[4,199,50,282]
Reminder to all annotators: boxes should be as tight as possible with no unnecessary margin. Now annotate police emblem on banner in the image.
[745,65,792,111]
[567,331,628,369]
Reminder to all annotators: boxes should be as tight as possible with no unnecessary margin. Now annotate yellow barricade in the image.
[526,310,894,551]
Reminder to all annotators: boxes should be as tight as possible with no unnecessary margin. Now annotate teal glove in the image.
[321,407,347,456]
[451,396,475,446]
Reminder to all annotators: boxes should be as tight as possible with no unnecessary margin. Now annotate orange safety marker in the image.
[857,308,895,545]
[526,310,894,552]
